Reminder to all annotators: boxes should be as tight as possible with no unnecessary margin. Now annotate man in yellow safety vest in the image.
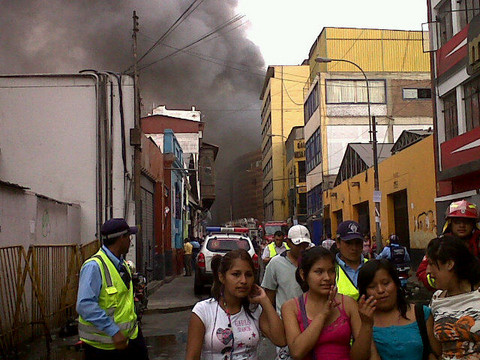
[335,220,368,301]
[76,218,149,359]
[262,231,290,265]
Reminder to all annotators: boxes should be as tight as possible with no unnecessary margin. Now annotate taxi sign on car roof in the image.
[205,227,249,234]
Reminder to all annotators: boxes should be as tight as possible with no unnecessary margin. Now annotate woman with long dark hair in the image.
[186,249,285,360]
[426,235,480,359]
[357,259,436,360]
[281,246,376,360]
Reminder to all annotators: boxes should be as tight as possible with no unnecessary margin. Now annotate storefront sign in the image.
[468,15,480,75]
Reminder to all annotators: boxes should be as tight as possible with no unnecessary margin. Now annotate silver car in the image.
[194,229,259,295]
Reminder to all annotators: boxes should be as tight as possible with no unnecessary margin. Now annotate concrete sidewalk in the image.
[147,275,208,314]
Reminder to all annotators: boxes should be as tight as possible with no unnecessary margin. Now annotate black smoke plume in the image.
[0,0,265,223]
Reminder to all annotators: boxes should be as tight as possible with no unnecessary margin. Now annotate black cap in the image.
[336,220,364,241]
[100,218,138,240]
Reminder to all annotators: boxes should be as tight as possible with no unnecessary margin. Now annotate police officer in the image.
[76,218,149,360]
[262,230,290,265]
[335,220,368,300]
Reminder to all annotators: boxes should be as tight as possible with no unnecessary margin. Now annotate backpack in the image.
[389,244,406,265]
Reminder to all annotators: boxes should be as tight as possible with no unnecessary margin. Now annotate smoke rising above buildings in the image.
[0,0,266,223]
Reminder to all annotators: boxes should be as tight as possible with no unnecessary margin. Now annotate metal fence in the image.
[0,240,100,355]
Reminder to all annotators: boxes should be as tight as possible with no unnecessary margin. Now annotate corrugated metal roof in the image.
[349,143,394,167]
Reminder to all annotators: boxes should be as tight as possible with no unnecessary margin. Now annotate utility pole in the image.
[132,11,143,268]
[372,116,382,253]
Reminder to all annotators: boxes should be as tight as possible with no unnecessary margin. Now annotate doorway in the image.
[392,190,410,251]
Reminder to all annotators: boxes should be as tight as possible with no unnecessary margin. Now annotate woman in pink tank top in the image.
[281,246,376,360]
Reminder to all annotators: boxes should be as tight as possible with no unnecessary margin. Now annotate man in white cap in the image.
[261,224,312,359]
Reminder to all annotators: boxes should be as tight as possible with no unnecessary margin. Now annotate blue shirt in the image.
[376,244,410,262]
[373,306,431,360]
[335,253,365,287]
[76,246,124,337]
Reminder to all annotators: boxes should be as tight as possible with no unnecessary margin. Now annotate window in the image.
[443,90,458,141]
[261,93,271,121]
[403,88,432,99]
[464,76,480,131]
[263,180,273,198]
[304,83,319,123]
[263,158,273,177]
[261,115,271,136]
[437,0,453,47]
[307,184,322,216]
[325,80,386,104]
[262,137,272,158]
[298,161,306,183]
[459,0,480,29]
[306,128,321,173]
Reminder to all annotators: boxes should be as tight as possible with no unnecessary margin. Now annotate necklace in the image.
[222,298,235,360]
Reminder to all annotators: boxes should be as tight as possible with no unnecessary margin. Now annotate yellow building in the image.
[286,126,307,223]
[302,27,433,243]
[260,65,309,221]
[324,131,436,261]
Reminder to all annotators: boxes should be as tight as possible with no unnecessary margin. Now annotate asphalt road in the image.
[142,310,277,359]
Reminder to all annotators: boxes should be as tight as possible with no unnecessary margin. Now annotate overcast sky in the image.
[237,0,429,66]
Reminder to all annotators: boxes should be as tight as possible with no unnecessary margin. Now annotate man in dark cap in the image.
[335,220,368,300]
[76,218,149,359]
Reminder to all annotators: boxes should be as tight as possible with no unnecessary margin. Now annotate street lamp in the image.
[315,57,382,252]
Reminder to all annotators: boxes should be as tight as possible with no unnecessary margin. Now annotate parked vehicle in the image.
[260,221,289,243]
[194,227,259,295]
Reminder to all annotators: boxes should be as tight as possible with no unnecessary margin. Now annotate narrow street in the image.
[142,310,276,359]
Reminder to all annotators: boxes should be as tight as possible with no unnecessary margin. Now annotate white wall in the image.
[326,124,433,175]
[0,74,136,244]
[0,186,81,247]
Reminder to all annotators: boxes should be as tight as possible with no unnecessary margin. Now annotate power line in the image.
[135,0,205,67]
[137,14,246,72]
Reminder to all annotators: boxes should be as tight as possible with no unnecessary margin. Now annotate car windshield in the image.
[206,237,251,252]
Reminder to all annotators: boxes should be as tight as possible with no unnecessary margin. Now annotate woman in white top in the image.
[186,249,286,360]
[426,235,480,359]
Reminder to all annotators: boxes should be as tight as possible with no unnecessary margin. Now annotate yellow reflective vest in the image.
[78,249,138,350]
[267,242,290,258]
[335,258,368,301]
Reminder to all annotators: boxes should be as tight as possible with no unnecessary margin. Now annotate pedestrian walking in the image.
[186,249,286,360]
[262,230,289,265]
[335,220,368,300]
[261,224,312,359]
[184,238,193,276]
[76,218,148,360]
[282,246,376,360]
[426,235,480,359]
[358,259,436,360]
[321,233,335,250]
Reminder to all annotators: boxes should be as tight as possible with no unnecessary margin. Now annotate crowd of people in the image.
[74,199,480,360]
[184,199,480,360]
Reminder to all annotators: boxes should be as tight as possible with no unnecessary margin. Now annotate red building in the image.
[427,0,480,225]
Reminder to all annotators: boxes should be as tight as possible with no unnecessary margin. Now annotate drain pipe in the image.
[79,70,103,238]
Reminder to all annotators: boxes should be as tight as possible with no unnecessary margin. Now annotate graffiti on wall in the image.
[412,209,437,249]
[414,210,436,232]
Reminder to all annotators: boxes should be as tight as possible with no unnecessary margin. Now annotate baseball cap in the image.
[100,218,138,240]
[288,225,312,245]
[336,220,364,241]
